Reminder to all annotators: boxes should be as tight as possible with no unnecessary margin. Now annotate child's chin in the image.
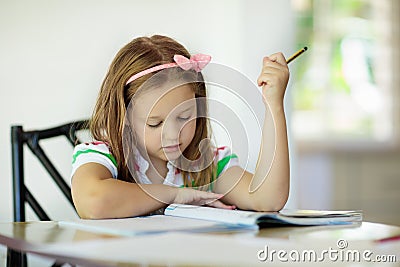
[163,151,182,161]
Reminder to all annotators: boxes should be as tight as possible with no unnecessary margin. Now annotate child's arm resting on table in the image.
[72,163,234,219]
[213,53,290,212]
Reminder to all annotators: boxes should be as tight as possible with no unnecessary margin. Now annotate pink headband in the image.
[125,53,211,85]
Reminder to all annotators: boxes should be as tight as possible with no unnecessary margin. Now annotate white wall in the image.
[0,0,295,221]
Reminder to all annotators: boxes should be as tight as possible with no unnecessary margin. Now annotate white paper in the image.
[165,204,363,226]
[59,215,256,236]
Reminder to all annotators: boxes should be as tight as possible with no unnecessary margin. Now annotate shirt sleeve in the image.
[215,146,239,178]
[71,142,118,179]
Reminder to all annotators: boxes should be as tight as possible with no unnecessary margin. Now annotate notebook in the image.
[59,205,362,237]
[164,204,363,227]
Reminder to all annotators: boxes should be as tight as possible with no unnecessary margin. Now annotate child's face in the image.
[131,84,197,164]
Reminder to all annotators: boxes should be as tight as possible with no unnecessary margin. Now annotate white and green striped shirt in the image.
[71,141,239,187]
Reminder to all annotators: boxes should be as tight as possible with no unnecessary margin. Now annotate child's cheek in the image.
[181,120,196,143]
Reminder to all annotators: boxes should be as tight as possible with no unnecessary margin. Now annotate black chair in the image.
[8,120,89,267]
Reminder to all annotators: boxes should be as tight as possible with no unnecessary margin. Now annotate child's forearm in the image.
[73,175,228,219]
[73,178,177,219]
[249,104,290,210]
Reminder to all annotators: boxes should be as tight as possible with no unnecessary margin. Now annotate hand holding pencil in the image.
[257,47,307,105]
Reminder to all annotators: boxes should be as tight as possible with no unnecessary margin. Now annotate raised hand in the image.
[257,52,289,106]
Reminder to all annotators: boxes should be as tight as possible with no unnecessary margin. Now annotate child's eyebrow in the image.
[147,116,161,120]
[178,106,195,114]
[147,106,194,120]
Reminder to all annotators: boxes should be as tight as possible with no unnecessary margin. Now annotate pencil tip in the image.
[304,46,308,51]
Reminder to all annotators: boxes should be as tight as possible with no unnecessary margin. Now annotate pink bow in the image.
[173,54,211,72]
[125,53,211,85]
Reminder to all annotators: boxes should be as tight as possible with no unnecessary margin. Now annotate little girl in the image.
[71,35,290,219]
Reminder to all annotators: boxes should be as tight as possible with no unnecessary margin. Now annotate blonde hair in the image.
[90,35,215,189]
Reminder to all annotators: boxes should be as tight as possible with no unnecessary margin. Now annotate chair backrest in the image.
[10,120,89,222]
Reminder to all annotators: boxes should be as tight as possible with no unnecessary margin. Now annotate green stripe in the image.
[216,154,238,178]
[72,149,118,167]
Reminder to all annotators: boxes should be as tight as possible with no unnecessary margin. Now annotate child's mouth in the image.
[162,144,180,153]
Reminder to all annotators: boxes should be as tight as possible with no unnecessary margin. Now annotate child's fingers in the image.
[258,57,288,87]
[257,70,289,86]
[258,57,289,87]
[257,74,281,86]
[206,199,236,210]
[183,190,235,209]
[257,70,283,87]
[262,57,288,73]
[174,188,223,204]
[194,191,229,206]
[265,52,287,66]
[195,190,224,201]
[261,53,288,75]
[196,192,235,209]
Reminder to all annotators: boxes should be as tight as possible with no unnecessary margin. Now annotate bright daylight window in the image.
[291,0,396,146]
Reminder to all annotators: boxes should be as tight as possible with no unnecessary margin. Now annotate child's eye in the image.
[178,116,191,121]
[147,121,162,128]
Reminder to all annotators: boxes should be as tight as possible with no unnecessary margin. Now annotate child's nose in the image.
[162,121,181,141]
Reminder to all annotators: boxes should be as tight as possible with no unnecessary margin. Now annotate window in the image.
[291,0,398,147]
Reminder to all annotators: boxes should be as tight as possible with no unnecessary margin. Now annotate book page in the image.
[59,215,255,236]
[279,209,362,218]
[165,204,268,226]
[165,204,363,226]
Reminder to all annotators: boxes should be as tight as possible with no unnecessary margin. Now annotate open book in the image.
[164,204,362,227]
[58,205,362,237]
